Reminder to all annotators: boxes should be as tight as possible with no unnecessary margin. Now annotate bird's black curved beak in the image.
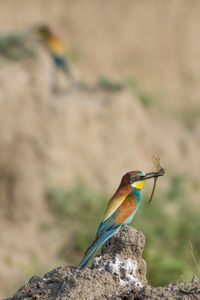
[143,169,165,180]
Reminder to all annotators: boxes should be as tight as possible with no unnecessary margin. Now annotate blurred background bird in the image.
[33,25,74,93]
[76,169,164,270]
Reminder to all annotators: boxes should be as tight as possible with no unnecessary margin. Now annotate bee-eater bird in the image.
[33,25,73,92]
[76,170,164,270]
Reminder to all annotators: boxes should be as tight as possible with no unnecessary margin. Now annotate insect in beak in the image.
[148,155,165,204]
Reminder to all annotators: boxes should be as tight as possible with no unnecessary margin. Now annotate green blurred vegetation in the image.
[46,175,200,286]
[0,33,36,60]
[136,177,200,285]
[97,75,158,107]
[46,184,107,255]
[97,76,126,91]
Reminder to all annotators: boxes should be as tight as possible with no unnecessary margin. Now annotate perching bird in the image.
[76,170,164,270]
[33,25,73,92]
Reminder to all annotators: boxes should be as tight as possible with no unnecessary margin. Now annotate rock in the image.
[92,225,147,287]
[132,279,200,300]
[5,226,146,300]
[4,226,200,300]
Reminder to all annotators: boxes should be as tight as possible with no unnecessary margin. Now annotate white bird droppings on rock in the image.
[93,255,143,287]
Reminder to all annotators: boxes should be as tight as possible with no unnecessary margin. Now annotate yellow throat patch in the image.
[132,180,146,190]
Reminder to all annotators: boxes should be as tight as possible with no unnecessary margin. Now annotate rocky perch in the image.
[5,226,200,300]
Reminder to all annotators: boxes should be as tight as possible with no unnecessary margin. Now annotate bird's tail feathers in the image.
[75,227,121,271]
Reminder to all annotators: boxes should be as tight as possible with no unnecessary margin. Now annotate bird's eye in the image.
[135,176,140,181]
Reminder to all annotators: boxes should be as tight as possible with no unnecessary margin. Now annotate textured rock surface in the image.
[92,226,147,287]
[5,226,200,300]
[5,226,146,300]
[122,276,200,300]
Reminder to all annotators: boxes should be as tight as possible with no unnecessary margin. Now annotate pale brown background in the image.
[0,0,200,297]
